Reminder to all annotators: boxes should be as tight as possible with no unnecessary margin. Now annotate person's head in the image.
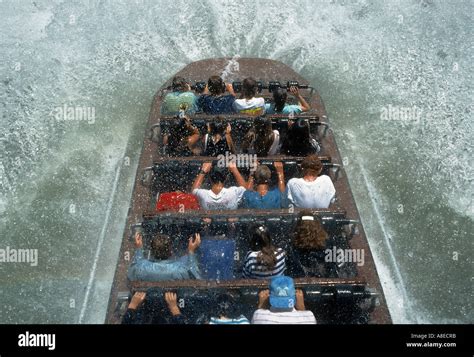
[284,119,312,155]
[214,293,239,319]
[209,119,226,137]
[209,168,227,186]
[242,77,257,98]
[293,210,328,250]
[273,88,288,112]
[249,224,277,269]
[150,233,172,260]
[208,76,225,95]
[172,76,187,92]
[254,165,272,186]
[269,276,296,309]
[301,155,323,177]
[254,117,274,156]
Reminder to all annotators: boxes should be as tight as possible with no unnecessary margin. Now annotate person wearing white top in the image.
[242,117,280,156]
[191,161,249,210]
[233,77,266,116]
[251,276,316,324]
[287,155,336,209]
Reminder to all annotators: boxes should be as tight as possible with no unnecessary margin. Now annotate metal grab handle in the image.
[149,123,161,143]
[140,167,154,187]
[318,121,330,137]
[129,222,143,242]
[330,163,342,181]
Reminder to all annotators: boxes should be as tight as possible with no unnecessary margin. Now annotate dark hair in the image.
[254,117,274,156]
[293,210,328,250]
[242,77,257,98]
[150,234,172,260]
[249,225,277,269]
[172,76,187,92]
[254,165,271,185]
[282,118,313,156]
[273,88,287,112]
[209,168,227,185]
[301,155,323,177]
[167,118,194,156]
[208,76,225,95]
[214,293,239,319]
[209,120,226,136]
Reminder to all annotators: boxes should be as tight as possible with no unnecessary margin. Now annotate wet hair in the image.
[214,293,239,319]
[150,233,172,260]
[209,168,227,185]
[293,210,328,250]
[282,118,314,156]
[209,119,226,137]
[249,224,277,269]
[301,155,323,177]
[172,76,187,92]
[242,77,257,98]
[273,88,288,112]
[254,165,272,185]
[167,118,194,156]
[208,76,225,95]
[254,117,274,156]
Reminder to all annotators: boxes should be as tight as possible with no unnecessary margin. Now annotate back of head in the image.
[301,155,323,177]
[150,234,172,260]
[209,119,226,136]
[273,88,288,112]
[250,224,277,268]
[208,76,225,95]
[209,168,227,185]
[293,210,328,250]
[172,76,187,92]
[254,165,272,185]
[215,293,238,319]
[242,77,257,98]
[168,118,191,154]
[283,118,312,155]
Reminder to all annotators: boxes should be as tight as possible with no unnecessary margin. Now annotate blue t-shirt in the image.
[265,103,302,115]
[241,188,283,209]
[197,94,235,114]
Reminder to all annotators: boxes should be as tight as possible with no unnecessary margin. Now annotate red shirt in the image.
[156,192,200,212]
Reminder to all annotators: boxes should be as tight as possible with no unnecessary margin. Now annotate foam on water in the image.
[1,0,472,323]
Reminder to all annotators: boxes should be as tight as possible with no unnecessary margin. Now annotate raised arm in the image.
[184,116,201,148]
[225,123,236,154]
[274,161,286,192]
[228,162,248,188]
[290,86,311,112]
[191,162,212,191]
[225,82,236,97]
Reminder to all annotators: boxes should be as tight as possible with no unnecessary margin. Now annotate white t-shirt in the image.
[193,186,246,210]
[233,97,265,115]
[251,308,316,324]
[287,175,336,209]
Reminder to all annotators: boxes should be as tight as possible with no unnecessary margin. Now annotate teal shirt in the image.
[265,103,302,115]
[161,91,198,115]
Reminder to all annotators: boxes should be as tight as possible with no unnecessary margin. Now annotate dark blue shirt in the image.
[197,94,235,114]
[241,188,283,209]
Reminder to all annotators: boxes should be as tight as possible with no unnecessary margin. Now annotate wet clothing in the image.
[233,97,265,115]
[265,103,303,115]
[193,186,246,210]
[251,308,316,324]
[242,248,286,279]
[287,175,335,209]
[156,192,200,212]
[161,91,197,115]
[197,94,235,114]
[241,188,283,209]
[127,248,202,281]
[203,134,231,156]
[209,315,250,324]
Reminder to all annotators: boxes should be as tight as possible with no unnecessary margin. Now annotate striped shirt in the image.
[242,248,286,279]
[251,309,317,324]
[209,315,250,325]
